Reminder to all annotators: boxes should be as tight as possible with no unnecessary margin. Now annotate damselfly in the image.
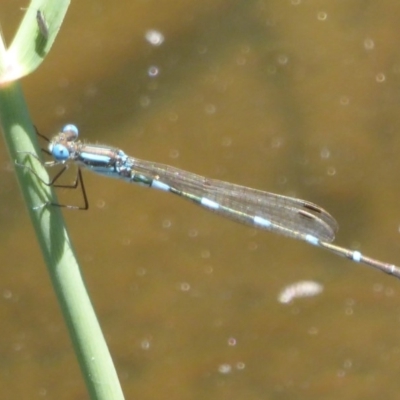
[28,124,400,279]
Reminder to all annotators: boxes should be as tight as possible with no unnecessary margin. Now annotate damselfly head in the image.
[47,124,79,161]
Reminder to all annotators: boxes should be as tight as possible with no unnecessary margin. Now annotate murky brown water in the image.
[1,1,400,399]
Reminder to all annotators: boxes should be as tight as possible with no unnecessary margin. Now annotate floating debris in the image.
[278,280,324,304]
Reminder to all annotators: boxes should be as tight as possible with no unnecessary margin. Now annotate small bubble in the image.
[345,298,355,306]
[168,112,178,122]
[236,56,247,65]
[317,12,328,21]
[337,369,346,378]
[236,362,245,370]
[188,229,198,238]
[85,85,97,98]
[343,359,352,369]
[121,237,131,246]
[3,290,12,299]
[145,30,164,46]
[376,73,386,83]
[221,137,232,147]
[385,287,395,297]
[148,66,160,77]
[84,254,94,263]
[308,326,319,335]
[363,38,375,50]
[218,364,232,374]
[277,176,287,185]
[241,45,250,54]
[179,282,191,291]
[140,339,151,350]
[58,77,69,88]
[13,343,23,351]
[227,337,237,346]
[339,96,350,106]
[201,249,211,259]
[320,147,330,159]
[373,283,383,292]
[345,307,354,315]
[136,267,147,276]
[277,54,289,65]
[327,167,336,176]
[271,137,283,148]
[197,45,208,54]
[247,229,257,237]
[139,96,151,107]
[55,106,66,116]
[96,199,106,209]
[162,219,172,228]
[169,149,179,159]
[205,104,216,114]
[204,265,213,274]
[265,19,276,27]
[247,241,258,251]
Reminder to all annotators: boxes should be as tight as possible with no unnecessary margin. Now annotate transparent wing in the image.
[130,157,338,243]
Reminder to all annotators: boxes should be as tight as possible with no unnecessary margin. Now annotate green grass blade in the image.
[0,1,126,398]
[0,0,70,82]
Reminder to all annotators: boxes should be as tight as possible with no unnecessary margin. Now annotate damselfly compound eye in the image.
[51,144,70,161]
[62,124,79,139]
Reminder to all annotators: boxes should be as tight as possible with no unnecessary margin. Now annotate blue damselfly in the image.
[26,124,400,279]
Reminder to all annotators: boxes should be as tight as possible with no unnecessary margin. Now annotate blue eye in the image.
[62,124,79,139]
[52,144,70,160]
